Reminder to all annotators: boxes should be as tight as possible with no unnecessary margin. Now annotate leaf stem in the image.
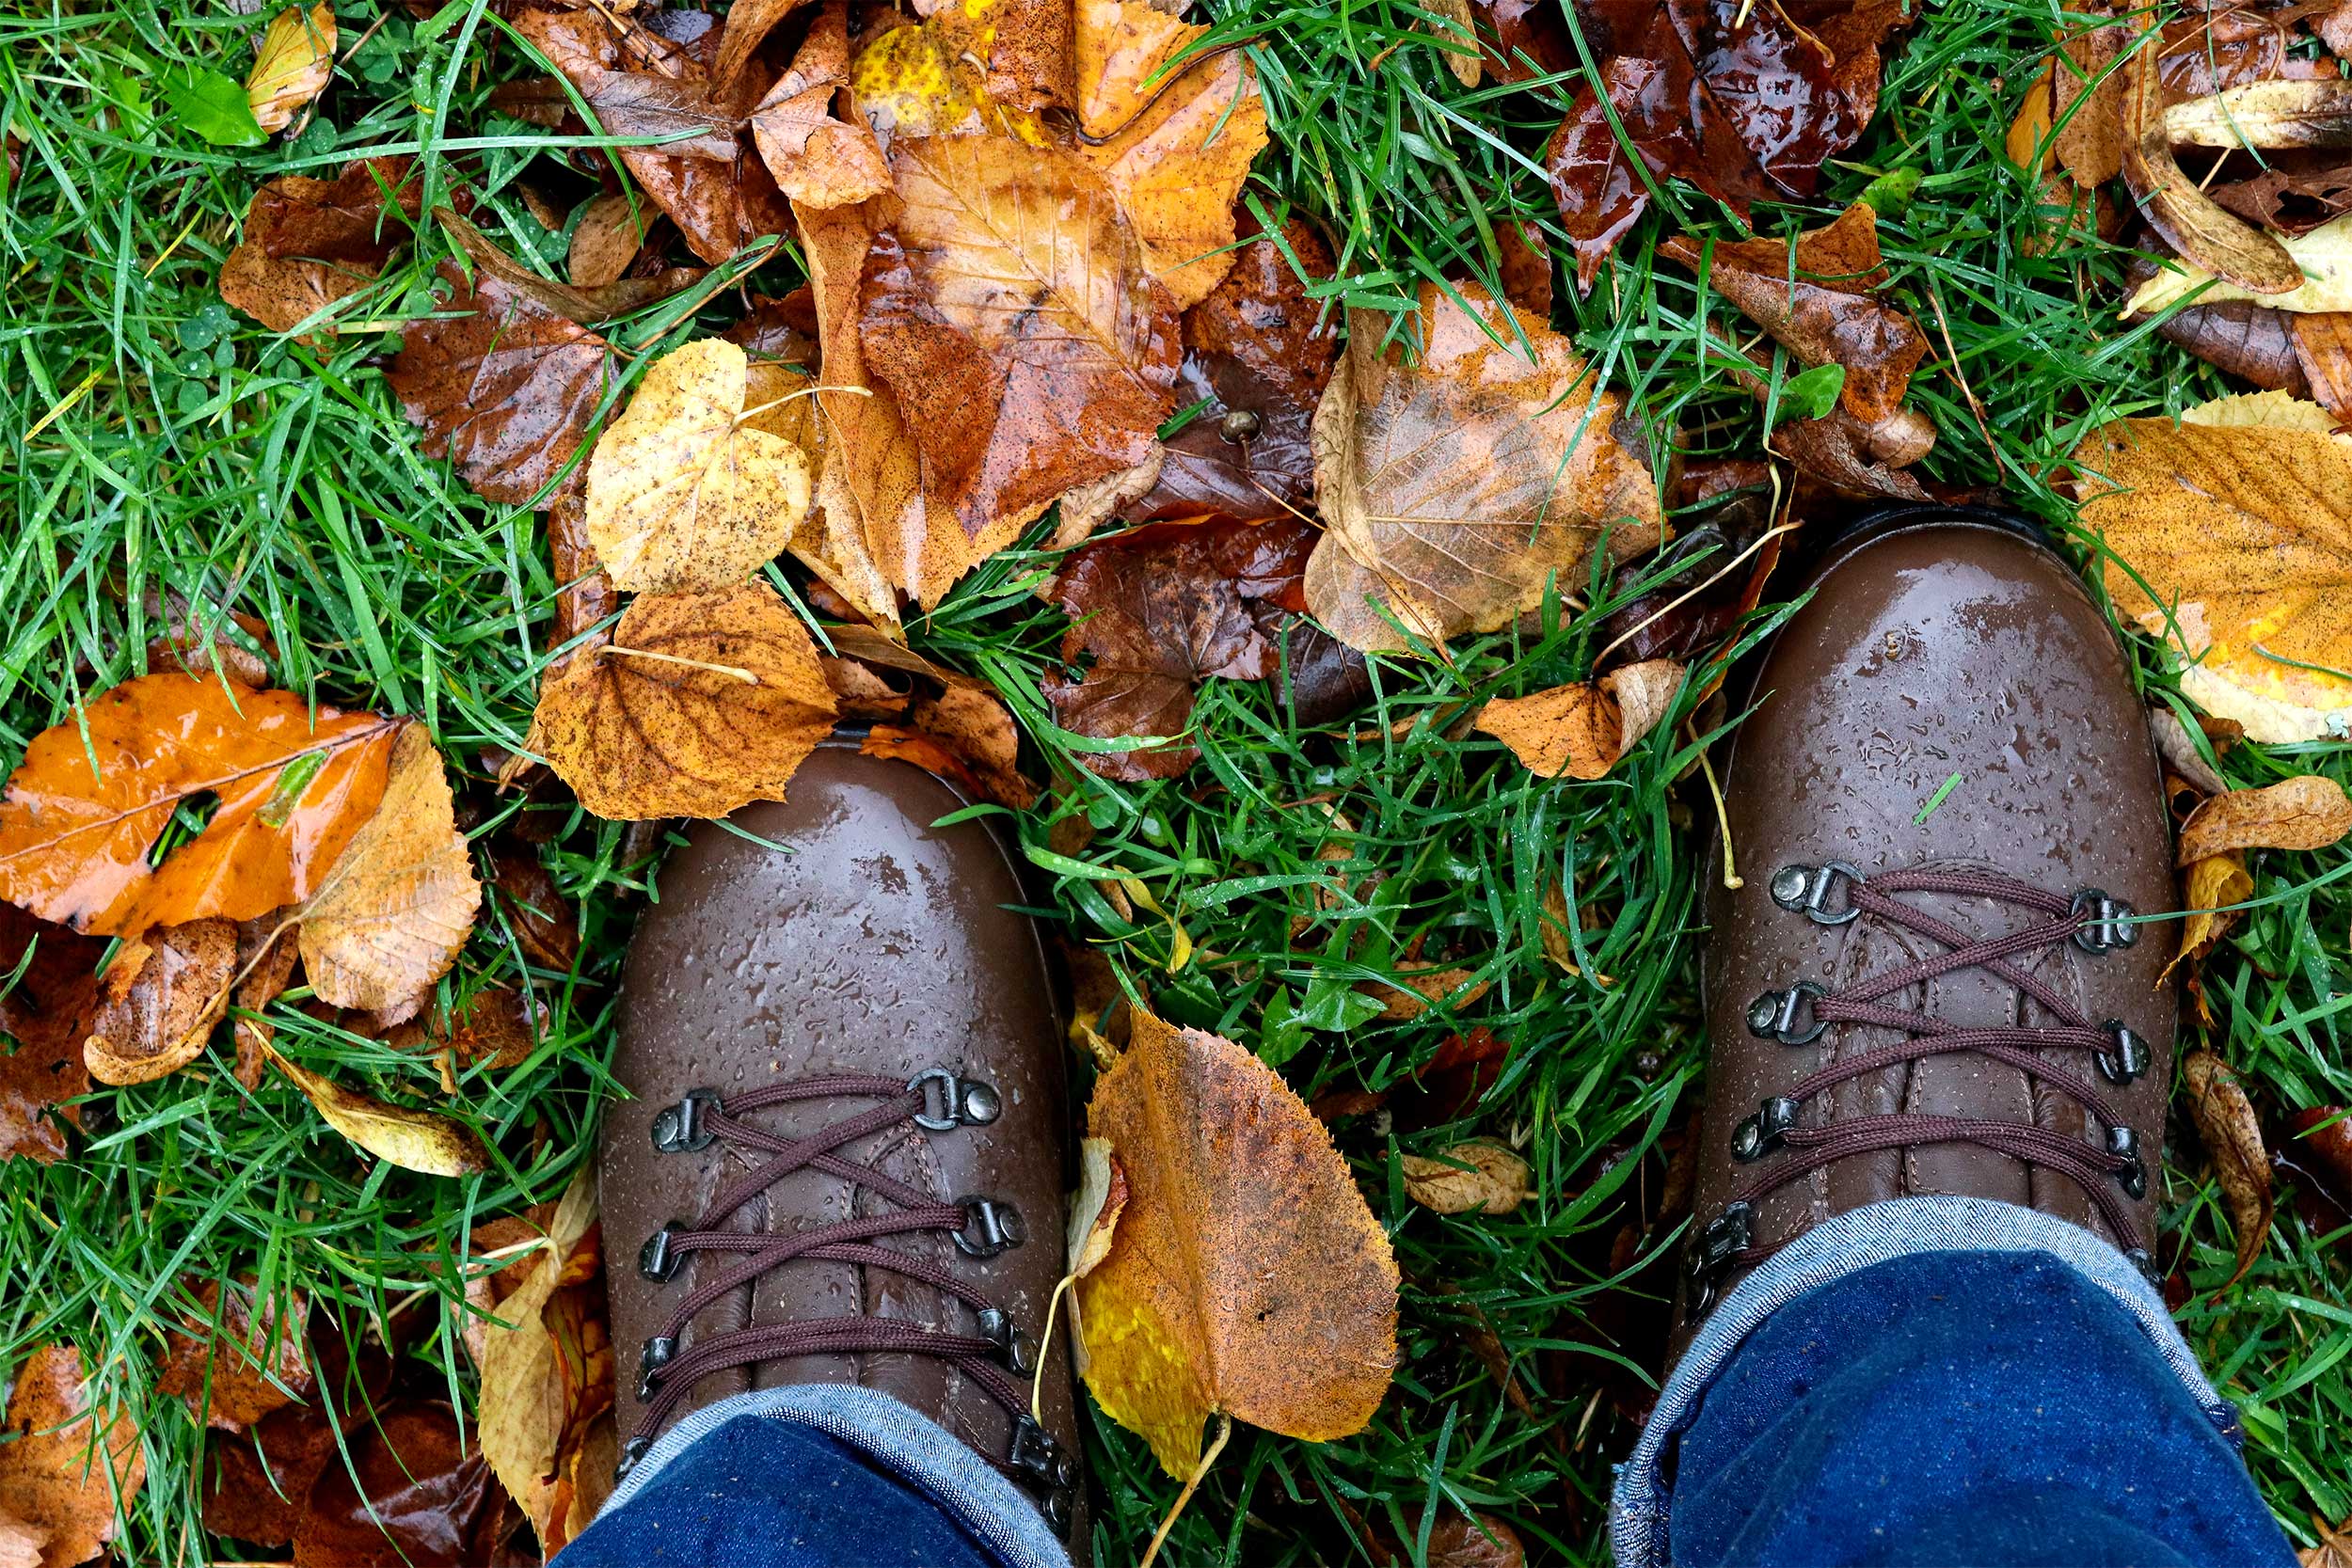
[599,644,761,684]
[1140,1414,1232,1568]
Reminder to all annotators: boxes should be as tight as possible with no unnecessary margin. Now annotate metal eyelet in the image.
[1768,861,1863,926]
[2108,1124,2149,1199]
[639,1222,686,1283]
[2096,1021,2151,1085]
[637,1335,676,1402]
[952,1196,1025,1258]
[977,1306,1038,1373]
[616,1433,651,1481]
[651,1087,722,1153]
[1687,1200,1755,1316]
[1009,1415,1078,1493]
[2071,890,2137,954]
[1041,1484,1075,1533]
[1731,1097,1801,1163]
[1746,982,1828,1045]
[910,1068,1003,1131]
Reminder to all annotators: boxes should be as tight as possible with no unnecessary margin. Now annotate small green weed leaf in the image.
[165,69,267,146]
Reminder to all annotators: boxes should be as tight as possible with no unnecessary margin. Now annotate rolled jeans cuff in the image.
[1608,1195,2240,1568]
[603,1384,1075,1568]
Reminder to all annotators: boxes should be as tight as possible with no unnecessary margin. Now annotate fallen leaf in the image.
[2306,1516,2352,1568]
[0,905,103,1163]
[1474,660,1684,782]
[2150,705,2231,796]
[231,915,299,1089]
[751,4,892,210]
[1068,1136,1130,1283]
[292,1402,498,1568]
[1402,1142,1531,1215]
[219,159,421,338]
[480,1164,614,1556]
[83,918,235,1085]
[246,4,334,135]
[533,582,839,819]
[861,134,1181,541]
[1077,1010,1399,1478]
[1073,0,1268,309]
[1364,955,1490,1022]
[0,675,398,939]
[1469,0,1568,84]
[0,1516,41,1568]
[579,71,743,160]
[2277,1106,2352,1239]
[2178,776,2352,864]
[486,844,580,974]
[2150,293,2311,396]
[2168,850,2253,980]
[273,1053,493,1177]
[583,338,813,593]
[566,194,652,287]
[1426,1511,1527,1568]
[848,16,1047,146]
[1395,1026,1515,1131]
[2122,40,2304,298]
[432,206,707,327]
[1305,281,1664,653]
[1043,517,1318,780]
[2072,391,2352,742]
[298,724,482,1026]
[2184,1050,2273,1290]
[155,1279,312,1432]
[1661,202,1928,424]
[0,1345,146,1568]
[861,685,1039,808]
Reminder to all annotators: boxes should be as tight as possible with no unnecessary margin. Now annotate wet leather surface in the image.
[1687,516,2177,1331]
[602,743,1080,1516]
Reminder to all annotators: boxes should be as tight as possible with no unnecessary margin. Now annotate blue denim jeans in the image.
[566,1198,2294,1568]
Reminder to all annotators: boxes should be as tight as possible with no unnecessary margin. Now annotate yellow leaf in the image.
[532,582,839,820]
[1075,1010,1398,1478]
[1402,1142,1530,1215]
[246,4,335,135]
[271,1052,491,1177]
[1474,658,1684,781]
[298,724,483,1026]
[1073,0,1269,308]
[1306,282,1665,653]
[849,18,1048,146]
[585,339,815,594]
[479,1165,610,1554]
[2168,850,2253,980]
[2177,776,2352,864]
[2073,393,2352,742]
[2125,209,2352,318]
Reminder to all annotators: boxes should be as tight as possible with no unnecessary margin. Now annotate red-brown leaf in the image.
[291,1403,499,1568]
[0,902,103,1163]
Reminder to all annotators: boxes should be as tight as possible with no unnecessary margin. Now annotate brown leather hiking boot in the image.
[600,741,1085,1537]
[1680,507,2178,1338]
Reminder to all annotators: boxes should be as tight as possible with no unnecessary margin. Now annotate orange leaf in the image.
[0,674,398,938]
[1474,659,1684,781]
[751,4,891,211]
[0,1345,146,1568]
[1076,1010,1398,1478]
[2177,775,2352,864]
[155,1279,313,1432]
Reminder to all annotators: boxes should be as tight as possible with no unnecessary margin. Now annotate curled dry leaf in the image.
[2150,705,2230,796]
[583,338,813,593]
[155,1279,312,1432]
[0,673,398,937]
[751,4,892,210]
[862,134,1181,541]
[533,582,839,819]
[1306,281,1664,654]
[220,158,421,338]
[861,685,1040,809]
[387,261,617,509]
[246,4,335,135]
[83,917,235,1085]
[2128,210,2352,318]
[1474,659,1685,782]
[1661,202,1928,425]
[2120,46,2301,297]
[2164,78,2352,152]
[298,723,483,1026]
[291,1402,500,1568]
[0,905,103,1163]
[272,1052,493,1178]
[1077,1010,1398,1478]
[1074,0,1269,309]
[2177,776,2352,864]
[2167,849,2253,981]
[2183,1050,2273,1291]
[1068,1136,1130,1283]
[1402,1141,1531,1215]
[2072,392,2352,742]
[0,1345,146,1568]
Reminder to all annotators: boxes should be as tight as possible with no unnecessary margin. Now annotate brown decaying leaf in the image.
[298,723,483,1026]
[219,158,421,338]
[861,685,1040,809]
[1073,0,1270,309]
[0,674,397,938]
[2184,1050,2273,1291]
[567,193,653,288]
[2306,1515,2352,1568]
[1474,659,1685,782]
[2120,45,2301,297]
[1402,1142,1532,1215]
[583,338,813,593]
[246,4,335,135]
[83,917,235,1085]
[533,582,839,819]
[433,207,707,328]
[487,843,581,974]
[1075,1010,1399,1478]
[273,1052,493,1178]
[2071,392,2352,742]
[2150,705,2229,797]
[2053,18,2123,189]
[155,1279,313,1432]
[386,261,615,509]
[751,4,892,210]
[1427,1512,1527,1568]
[0,904,103,1163]
[1307,281,1664,654]
[0,1345,146,1568]
[1661,202,1927,425]
[291,1402,499,1568]
[233,914,300,1088]
[861,134,1182,541]
[2177,776,2352,864]
[1043,517,1318,780]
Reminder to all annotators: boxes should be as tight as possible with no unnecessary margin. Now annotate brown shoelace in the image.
[1691,864,2153,1309]
[623,1071,1078,1528]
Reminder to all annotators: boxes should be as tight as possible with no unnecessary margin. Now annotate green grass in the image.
[0,0,2348,1564]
